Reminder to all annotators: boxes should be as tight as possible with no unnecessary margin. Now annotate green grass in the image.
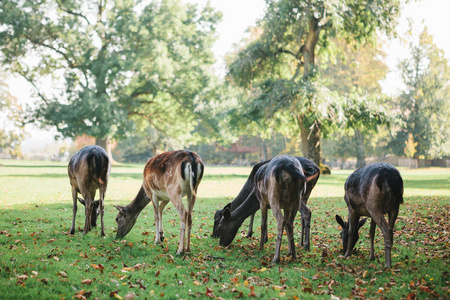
[0,160,449,299]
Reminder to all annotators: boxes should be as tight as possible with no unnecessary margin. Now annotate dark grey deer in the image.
[68,145,111,236]
[212,160,267,239]
[216,157,319,250]
[254,155,319,264]
[336,162,403,269]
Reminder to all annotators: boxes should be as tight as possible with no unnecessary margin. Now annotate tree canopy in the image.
[389,26,450,159]
[0,0,221,157]
[226,0,401,166]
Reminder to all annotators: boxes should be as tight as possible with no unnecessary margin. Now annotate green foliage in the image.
[0,161,449,299]
[389,26,450,158]
[0,0,221,145]
[225,0,401,165]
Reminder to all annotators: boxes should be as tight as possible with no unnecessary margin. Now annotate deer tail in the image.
[377,168,404,204]
[91,151,109,185]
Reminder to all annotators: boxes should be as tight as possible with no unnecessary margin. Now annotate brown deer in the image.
[335,162,404,269]
[68,145,111,236]
[254,155,319,264]
[115,150,204,255]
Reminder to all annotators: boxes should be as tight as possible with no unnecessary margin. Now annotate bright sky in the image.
[7,0,450,150]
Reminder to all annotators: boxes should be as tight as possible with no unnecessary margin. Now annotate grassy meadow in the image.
[0,160,449,299]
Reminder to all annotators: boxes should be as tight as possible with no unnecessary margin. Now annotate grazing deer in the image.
[115,150,204,255]
[254,155,319,264]
[68,145,111,236]
[212,161,267,238]
[216,157,319,250]
[335,162,404,269]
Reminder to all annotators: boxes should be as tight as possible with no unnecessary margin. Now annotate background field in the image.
[0,161,449,299]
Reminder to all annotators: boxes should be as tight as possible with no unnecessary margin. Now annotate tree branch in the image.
[18,73,50,105]
[56,0,90,24]
[24,34,76,69]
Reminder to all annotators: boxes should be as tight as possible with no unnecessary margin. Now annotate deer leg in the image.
[185,193,197,253]
[170,192,187,255]
[99,185,106,237]
[285,205,297,261]
[152,196,162,244]
[259,202,268,252]
[158,200,169,242]
[246,213,255,238]
[345,212,359,257]
[70,187,78,235]
[82,197,92,235]
[299,201,311,251]
[271,205,285,265]
[370,212,392,269]
[89,190,97,228]
[369,219,376,260]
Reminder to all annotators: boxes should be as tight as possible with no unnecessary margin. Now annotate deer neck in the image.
[126,185,151,216]
[230,191,260,223]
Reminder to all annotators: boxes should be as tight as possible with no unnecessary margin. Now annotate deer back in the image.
[344,162,403,217]
[68,145,111,190]
[142,150,204,198]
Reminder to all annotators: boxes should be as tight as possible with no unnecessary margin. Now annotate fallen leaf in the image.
[81,279,93,285]
[57,271,68,277]
[230,277,239,284]
[17,275,29,280]
[248,286,256,297]
[206,287,215,298]
[259,267,267,273]
[406,293,416,300]
[124,293,135,300]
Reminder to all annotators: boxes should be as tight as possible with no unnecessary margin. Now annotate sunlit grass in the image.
[0,160,449,299]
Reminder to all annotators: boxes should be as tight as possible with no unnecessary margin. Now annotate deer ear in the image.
[335,215,345,228]
[77,197,86,205]
[223,206,231,219]
[305,171,319,182]
[358,218,368,228]
[114,205,125,214]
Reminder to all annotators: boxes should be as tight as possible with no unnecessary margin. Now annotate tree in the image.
[226,0,401,166]
[0,72,25,158]
[320,39,390,167]
[0,0,221,160]
[389,26,450,159]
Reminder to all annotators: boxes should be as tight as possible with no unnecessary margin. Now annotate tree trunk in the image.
[299,119,321,167]
[260,139,268,161]
[355,129,366,168]
[95,138,118,165]
[297,16,322,167]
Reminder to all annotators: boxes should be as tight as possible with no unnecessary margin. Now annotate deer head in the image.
[114,205,139,239]
[78,197,100,227]
[335,215,367,254]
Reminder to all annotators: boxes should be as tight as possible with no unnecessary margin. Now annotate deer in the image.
[216,157,320,250]
[254,155,319,264]
[335,162,404,269]
[68,145,111,236]
[114,150,204,255]
[212,160,267,239]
